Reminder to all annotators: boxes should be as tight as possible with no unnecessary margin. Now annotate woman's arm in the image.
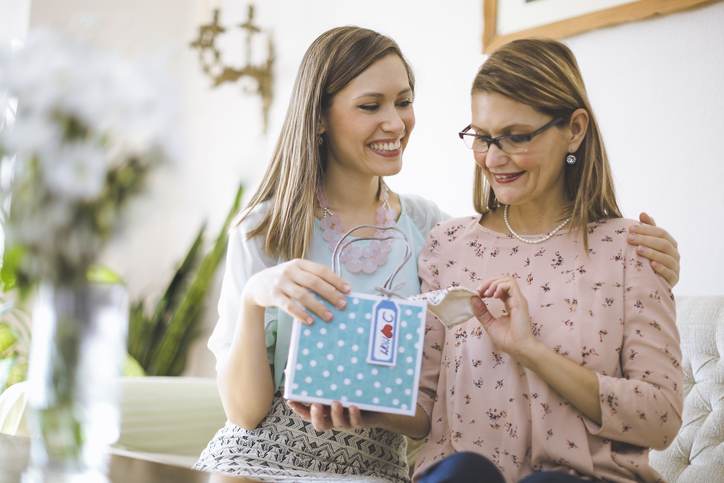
[219,260,350,430]
[218,300,274,429]
[471,278,603,424]
[213,220,351,430]
[518,343,603,423]
[585,241,683,449]
[474,261,683,449]
[210,226,276,430]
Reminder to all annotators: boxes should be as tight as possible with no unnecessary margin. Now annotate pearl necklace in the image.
[503,204,570,244]
[317,185,395,274]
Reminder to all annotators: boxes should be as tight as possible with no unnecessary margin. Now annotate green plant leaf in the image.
[0,244,23,292]
[127,301,147,363]
[147,183,243,375]
[134,223,206,369]
[123,353,145,377]
[0,355,27,393]
[86,265,124,285]
[0,322,19,356]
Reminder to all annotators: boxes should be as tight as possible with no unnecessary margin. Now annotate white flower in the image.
[0,29,173,285]
[2,112,62,160]
[41,141,109,201]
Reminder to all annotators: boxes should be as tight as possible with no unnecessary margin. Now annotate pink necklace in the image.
[317,185,396,274]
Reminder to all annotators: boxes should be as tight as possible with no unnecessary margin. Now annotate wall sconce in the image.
[190,3,275,133]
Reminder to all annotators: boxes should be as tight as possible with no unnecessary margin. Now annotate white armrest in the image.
[117,377,225,457]
[0,377,226,460]
[0,381,29,436]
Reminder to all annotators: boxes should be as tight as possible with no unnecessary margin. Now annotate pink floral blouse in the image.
[413,216,683,483]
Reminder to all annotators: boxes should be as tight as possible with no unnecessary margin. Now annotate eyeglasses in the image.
[458,117,566,155]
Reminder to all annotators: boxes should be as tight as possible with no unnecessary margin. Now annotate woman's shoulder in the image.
[583,218,645,266]
[226,201,277,264]
[586,217,636,243]
[398,193,449,236]
[591,217,637,229]
[230,200,272,237]
[424,214,481,247]
[431,214,480,232]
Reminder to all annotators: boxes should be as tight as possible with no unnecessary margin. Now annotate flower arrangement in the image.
[0,30,173,476]
[0,30,172,294]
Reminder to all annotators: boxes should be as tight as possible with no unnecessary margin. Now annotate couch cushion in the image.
[649,296,724,482]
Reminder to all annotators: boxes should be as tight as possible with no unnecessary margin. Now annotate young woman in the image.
[194,26,442,482]
[195,28,681,482]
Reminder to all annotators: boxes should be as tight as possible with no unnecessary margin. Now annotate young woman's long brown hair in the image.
[471,38,621,248]
[241,26,415,260]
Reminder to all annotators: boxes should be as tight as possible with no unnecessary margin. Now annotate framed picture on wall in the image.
[483,0,719,52]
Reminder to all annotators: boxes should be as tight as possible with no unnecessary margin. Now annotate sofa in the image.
[648,296,723,482]
[1,296,722,481]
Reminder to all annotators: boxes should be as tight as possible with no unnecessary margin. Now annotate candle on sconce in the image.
[190,0,275,133]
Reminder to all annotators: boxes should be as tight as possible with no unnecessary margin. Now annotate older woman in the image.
[413,38,683,482]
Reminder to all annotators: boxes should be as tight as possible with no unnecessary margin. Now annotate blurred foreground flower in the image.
[0,30,173,480]
[0,29,173,294]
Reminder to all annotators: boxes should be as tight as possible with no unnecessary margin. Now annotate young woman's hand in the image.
[472,276,537,358]
[243,259,350,325]
[286,400,384,432]
[629,212,680,286]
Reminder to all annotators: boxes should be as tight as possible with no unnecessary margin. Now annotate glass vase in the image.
[24,282,128,482]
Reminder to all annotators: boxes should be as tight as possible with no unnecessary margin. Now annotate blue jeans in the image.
[418,452,595,483]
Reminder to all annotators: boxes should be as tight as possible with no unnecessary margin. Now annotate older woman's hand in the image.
[472,276,537,358]
[629,212,680,286]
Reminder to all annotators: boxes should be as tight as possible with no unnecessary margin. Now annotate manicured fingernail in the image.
[325,311,333,321]
[337,299,347,309]
[343,284,351,292]
[306,317,314,325]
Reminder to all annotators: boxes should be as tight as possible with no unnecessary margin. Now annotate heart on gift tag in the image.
[381,324,393,338]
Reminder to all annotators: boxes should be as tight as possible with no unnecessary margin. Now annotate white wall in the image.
[26,0,724,376]
[564,3,724,298]
[195,0,724,300]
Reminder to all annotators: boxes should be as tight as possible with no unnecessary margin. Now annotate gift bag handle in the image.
[332,225,412,292]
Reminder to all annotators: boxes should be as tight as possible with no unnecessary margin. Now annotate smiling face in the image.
[322,54,415,178]
[471,91,573,210]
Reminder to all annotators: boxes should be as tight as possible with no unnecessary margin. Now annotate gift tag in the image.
[367,299,400,367]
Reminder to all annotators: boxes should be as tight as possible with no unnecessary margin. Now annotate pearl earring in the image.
[565,154,577,165]
[318,135,324,146]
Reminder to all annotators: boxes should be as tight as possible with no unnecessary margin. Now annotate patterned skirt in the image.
[193,395,410,482]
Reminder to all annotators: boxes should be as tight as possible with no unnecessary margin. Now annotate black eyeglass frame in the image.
[458,116,567,154]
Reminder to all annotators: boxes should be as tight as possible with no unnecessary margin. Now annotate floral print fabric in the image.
[413,216,683,483]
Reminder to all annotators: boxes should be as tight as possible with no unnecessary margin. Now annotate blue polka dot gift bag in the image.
[283,226,427,416]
